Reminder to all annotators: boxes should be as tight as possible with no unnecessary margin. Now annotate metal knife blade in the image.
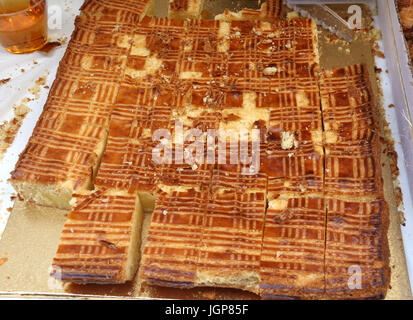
[286,0,375,42]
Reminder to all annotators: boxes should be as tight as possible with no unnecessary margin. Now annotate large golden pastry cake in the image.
[11,0,390,299]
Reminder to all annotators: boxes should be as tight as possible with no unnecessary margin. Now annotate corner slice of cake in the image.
[9,99,109,210]
[51,189,144,284]
[325,198,390,299]
[260,187,326,299]
[320,64,390,299]
[320,64,384,198]
[168,0,205,20]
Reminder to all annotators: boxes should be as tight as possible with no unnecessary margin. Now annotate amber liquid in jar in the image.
[0,0,47,54]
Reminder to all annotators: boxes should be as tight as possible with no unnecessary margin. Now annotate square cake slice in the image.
[51,189,144,283]
[320,64,383,198]
[260,192,326,299]
[325,198,390,299]
[139,187,208,288]
[197,185,267,294]
[168,0,205,20]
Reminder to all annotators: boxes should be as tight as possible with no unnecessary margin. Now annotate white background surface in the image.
[0,0,412,292]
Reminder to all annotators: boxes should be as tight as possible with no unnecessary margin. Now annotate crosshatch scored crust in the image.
[9,0,155,210]
[8,0,389,299]
[168,0,205,20]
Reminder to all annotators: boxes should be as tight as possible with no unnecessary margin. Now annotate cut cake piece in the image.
[140,186,208,288]
[196,178,267,294]
[140,174,267,292]
[51,189,144,284]
[260,193,326,299]
[320,64,383,199]
[168,0,205,20]
[320,64,390,299]
[325,198,390,299]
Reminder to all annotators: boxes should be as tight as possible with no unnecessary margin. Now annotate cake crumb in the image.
[263,67,278,76]
[0,256,8,267]
[0,78,10,86]
[287,11,299,19]
[0,100,31,160]
[0,71,48,160]
[281,131,298,150]
[28,74,48,99]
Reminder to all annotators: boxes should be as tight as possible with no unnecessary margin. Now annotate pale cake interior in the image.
[125,192,145,281]
[11,134,108,210]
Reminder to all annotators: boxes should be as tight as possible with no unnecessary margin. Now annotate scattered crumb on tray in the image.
[0,78,11,86]
[373,48,385,58]
[375,66,382,73]
[57,36,68,45]
[0,256,7,267]
[28,74,48,100]
[0,99,31,161]
[0,72,49,160]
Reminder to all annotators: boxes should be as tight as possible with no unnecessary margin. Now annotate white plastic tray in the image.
[378,0,413,292]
